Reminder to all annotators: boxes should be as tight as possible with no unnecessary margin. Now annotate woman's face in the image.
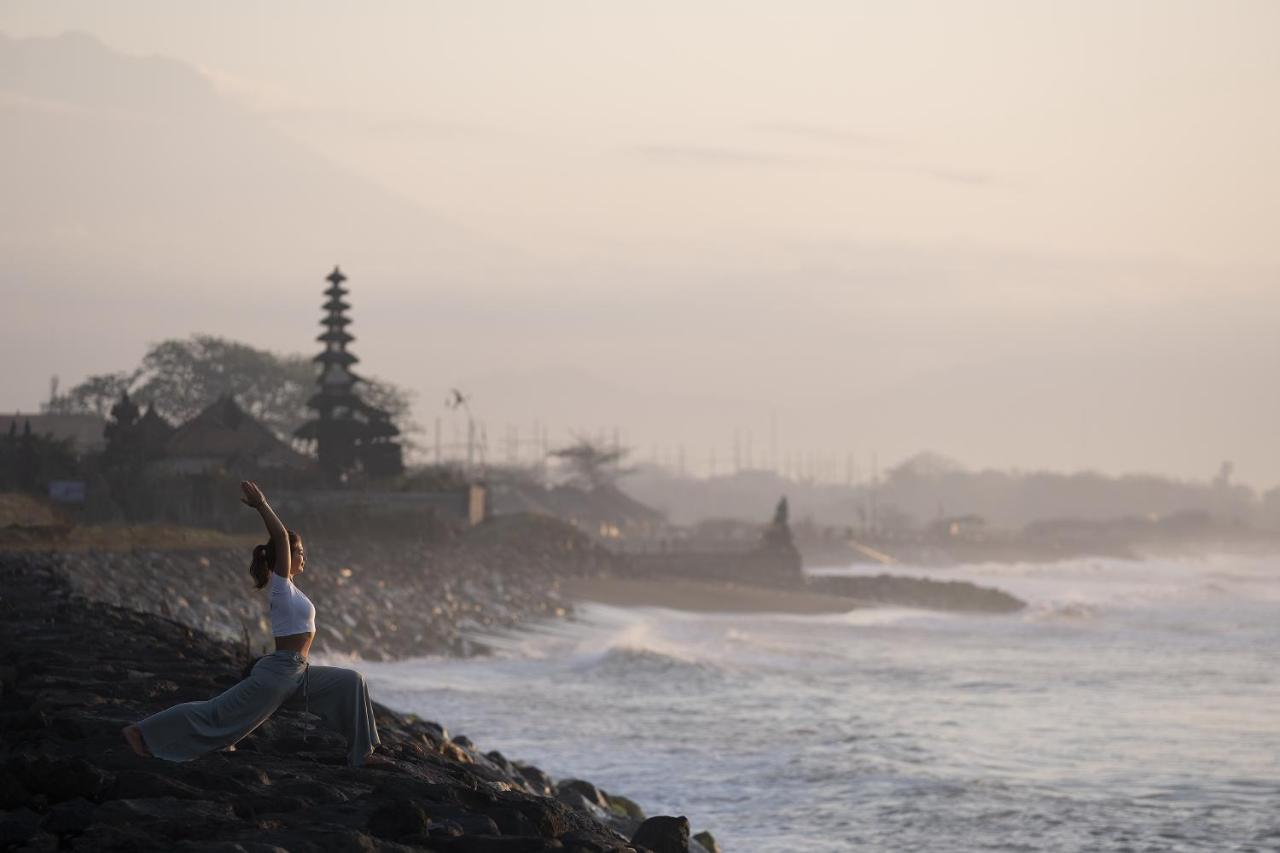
[290,539,306,576]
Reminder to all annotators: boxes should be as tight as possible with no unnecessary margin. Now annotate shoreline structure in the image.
[31,515,1025,661]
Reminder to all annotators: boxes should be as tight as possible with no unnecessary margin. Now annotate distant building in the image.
[0,413,106,455]
[116,394,319,525]
[154,394,315,477]
[294,266,404,482]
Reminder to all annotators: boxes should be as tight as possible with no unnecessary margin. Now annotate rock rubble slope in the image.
[0,554,715,853]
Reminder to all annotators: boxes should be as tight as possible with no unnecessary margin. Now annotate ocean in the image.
[356,556,1280,852]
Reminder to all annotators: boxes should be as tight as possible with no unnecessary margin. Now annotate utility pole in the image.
[770,411,778,474]
[870,451,879,534]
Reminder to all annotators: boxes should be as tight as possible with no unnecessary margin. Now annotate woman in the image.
[122,481,385,767]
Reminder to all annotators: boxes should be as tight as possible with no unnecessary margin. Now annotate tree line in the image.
[43,335,417,445]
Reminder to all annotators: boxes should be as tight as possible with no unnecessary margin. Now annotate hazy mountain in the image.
[0,31,508,293]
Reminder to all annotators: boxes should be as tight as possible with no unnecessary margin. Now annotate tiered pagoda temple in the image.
[294,266,403,481]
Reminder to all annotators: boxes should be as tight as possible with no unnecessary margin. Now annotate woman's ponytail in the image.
[249,543,271,589]
[248,530,301,589]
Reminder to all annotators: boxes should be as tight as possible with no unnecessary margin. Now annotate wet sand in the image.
[562,576,866,614]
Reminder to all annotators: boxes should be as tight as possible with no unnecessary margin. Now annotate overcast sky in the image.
[4,2,1279,486]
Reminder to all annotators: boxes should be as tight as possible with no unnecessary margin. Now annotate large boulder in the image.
[632,815,691,853]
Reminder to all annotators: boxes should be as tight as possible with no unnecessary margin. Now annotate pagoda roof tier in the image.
[320,315,352,327]
[295,418,370,442]
[322,298,351,311]
[316,367,364,384]
[364,419,400,438]
[305,390,383,413]
[325,267,347,285]
[313,350,359,366]
[317,330,354,344]
[296,412,398,441]
[315,375,358,392]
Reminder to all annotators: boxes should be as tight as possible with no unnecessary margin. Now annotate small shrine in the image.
[294,266,404,481]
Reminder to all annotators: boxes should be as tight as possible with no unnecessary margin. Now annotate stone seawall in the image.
[625,546,803,588]
[807,574,1025,613]
[47,521,618,661]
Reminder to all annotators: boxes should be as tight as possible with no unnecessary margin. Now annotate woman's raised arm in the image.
[240,481,291,578]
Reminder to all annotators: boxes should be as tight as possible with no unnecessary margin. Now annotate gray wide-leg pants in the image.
[136,651,381,767]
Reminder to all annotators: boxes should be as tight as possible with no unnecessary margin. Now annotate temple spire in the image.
[294,266,403,481]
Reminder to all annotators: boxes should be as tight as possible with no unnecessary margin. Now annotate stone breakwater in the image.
[0,553,722,853]
[806,573,1026,613]
[49,527,617,661]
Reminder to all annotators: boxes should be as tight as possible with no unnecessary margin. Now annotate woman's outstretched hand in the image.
[240,480,267,509]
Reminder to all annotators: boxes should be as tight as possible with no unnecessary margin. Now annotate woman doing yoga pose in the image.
[122,481,385,767]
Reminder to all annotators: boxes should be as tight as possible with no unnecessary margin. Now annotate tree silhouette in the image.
[549,437,634,490]
[44,335,415,447]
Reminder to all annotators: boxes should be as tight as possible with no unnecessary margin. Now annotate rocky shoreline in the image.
[46,515,620,661]
[37,516,1024,666]
[0,552,721,853]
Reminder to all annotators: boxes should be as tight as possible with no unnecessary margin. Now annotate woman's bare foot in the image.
[361,751,394,768]
[122,725,151,758]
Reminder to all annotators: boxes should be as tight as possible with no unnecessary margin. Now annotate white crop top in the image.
[269,572,316,637]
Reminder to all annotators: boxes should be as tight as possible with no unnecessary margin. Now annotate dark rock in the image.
[253,795,310,815]
[486,750,517,775]
[0,710,49,733]
[227,767,271,787]
[50,714,87,740]
[486,805,541,836]
[493,794,579,839]
[604,814,643,841]
[0,770,29,809]
[174,843,291,853]
[0,808,40,848]
[605,793,645,820]
[517,764,555,797]
[557,831,619,853]
[95,796,238,829]
[272,778,347,803]
[430,836,566,853]
[444,813,500,835]
[71,822,166,852]
[367,799,431,839]
[424,822,465,839]
[14,828,59,852]
[632,816,691,853]
[557,779,609,810]
[15,756,110,803]
[692,830,721,853]
[113,769,207,801]
[39,795,95,836]
[556,788,607,818]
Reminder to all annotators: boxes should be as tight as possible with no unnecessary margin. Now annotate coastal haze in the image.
[4,4,1280,853]
[4,2,1280,485]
